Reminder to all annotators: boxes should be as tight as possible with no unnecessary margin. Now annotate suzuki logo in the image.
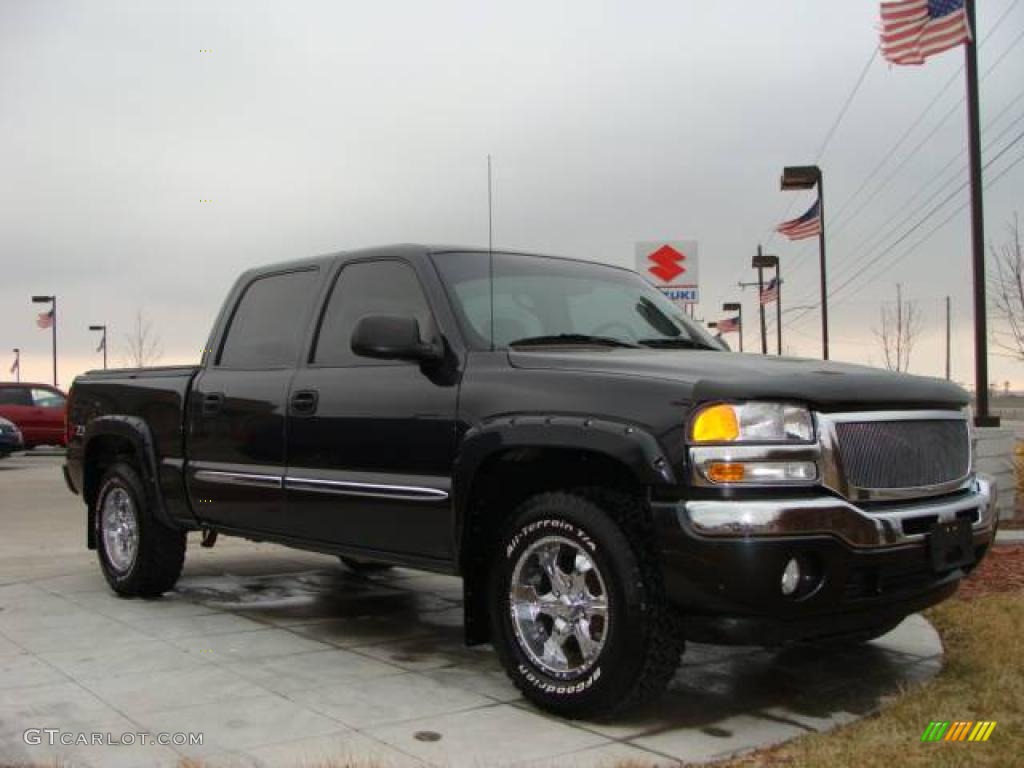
[647,244,686,283]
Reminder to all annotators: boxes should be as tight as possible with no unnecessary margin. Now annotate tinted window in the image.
[31,389,65,408]
[219,270,319,368]
[0,387,30,406]
[433,251,719,350]
[313,260,435,367]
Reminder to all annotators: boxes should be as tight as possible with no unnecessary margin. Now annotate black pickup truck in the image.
[65,245,996,718]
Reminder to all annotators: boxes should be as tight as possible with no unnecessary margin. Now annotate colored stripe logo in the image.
[921,721,996,742]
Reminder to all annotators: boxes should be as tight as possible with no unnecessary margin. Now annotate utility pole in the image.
[945,296,951,381]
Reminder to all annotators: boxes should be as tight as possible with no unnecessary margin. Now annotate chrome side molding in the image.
[285,477,449,502]
[192,469,283,489]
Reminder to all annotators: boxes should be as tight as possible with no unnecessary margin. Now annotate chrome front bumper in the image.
[683,474,996,549]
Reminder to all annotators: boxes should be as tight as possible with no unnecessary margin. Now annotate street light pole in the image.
[781,165,827,360]
[32,295,57,387]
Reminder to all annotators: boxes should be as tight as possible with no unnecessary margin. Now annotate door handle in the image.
[201,392,224,416]
[290,390,319,416]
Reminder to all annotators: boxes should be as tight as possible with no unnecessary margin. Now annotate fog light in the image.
[781,558,801,596]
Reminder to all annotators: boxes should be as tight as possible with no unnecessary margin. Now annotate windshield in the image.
[432,251,720,351]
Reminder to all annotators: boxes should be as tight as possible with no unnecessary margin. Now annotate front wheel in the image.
[490,489,684,719]
[95,462,186,597]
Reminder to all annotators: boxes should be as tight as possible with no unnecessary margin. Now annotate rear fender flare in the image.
[83,416,181,535]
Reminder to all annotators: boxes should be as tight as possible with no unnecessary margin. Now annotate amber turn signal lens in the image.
[691,404,740,442]
[705,462,746,482]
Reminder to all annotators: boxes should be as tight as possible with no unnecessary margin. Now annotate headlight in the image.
[690,402,814,443]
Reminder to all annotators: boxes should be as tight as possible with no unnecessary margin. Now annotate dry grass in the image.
[1007,442,1024,528]
[720,588,1023,766]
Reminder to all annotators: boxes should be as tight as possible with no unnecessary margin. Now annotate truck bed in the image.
[65,365,200,509]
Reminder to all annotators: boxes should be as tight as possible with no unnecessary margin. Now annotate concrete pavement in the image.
[0,453,944,767]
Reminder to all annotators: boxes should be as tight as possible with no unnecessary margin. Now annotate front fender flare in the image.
[452,414,676,558]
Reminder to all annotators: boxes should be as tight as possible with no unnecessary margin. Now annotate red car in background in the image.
[0,383,67,448]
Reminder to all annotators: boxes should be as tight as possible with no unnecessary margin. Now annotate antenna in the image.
[487,154,495,351]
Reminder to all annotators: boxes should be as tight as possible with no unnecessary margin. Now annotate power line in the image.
[778,1,1022,291]
[785,130,1024,325]
[762,45,880,248]
[785,79,1024,306]
[783,94,1024,305]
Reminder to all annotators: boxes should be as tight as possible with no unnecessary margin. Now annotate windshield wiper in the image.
[636,337,716,350]
[509,334,640,349]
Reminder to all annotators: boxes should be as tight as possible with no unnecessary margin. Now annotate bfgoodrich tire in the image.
[489,489,684,719]
[95,462,186,597]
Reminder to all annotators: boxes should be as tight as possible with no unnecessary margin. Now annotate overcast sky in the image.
[2,0,1023,390]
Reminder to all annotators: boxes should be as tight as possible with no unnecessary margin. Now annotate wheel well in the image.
[83,435,140,549]
[83,435,139,508]
[459,446,644,644]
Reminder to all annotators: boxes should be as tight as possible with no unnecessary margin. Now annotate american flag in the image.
[760,278,780,305]
[36,308,54,329]
[776,200,821,241]
[717,316,740,333]
[880,0,971,66]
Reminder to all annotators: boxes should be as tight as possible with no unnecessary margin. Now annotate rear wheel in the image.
[489,489,684,719]
[95,462,186,597]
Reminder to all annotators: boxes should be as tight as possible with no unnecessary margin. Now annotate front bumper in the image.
[651,475,997,645]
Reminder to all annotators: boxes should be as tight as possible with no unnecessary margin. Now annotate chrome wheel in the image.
[509,536,609,677]
[101,486,138,573]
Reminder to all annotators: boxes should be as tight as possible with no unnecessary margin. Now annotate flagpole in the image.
[817,174,828,360]
[776,260,783,356]
[965,0,996,426]
[756,245,767,354]
[32,295,57,387]
[52,296,58,387]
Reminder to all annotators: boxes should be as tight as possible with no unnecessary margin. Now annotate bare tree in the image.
[874,283,921,373]
[122,309,163,368]
[989,214,1024,360]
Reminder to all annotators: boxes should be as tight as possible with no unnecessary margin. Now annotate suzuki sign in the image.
[635,241,699,305]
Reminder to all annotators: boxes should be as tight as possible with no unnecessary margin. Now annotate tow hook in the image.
[200,529,218,548]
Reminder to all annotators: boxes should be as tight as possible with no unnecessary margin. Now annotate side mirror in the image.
[351,315,442,362]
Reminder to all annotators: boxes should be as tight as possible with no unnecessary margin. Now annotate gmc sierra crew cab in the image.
[64,245,997,718]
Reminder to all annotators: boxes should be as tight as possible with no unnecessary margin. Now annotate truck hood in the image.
[507,348,968,410]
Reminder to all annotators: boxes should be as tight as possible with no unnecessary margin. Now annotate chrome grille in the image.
[835,419,969,490]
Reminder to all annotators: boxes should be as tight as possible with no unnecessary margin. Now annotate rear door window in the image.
[0,387,31,406]
[218,269,320,368]
[30,389,65,408]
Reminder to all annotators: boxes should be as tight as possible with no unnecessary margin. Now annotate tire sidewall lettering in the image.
[517,663,602,695]
[504,518,597,560]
